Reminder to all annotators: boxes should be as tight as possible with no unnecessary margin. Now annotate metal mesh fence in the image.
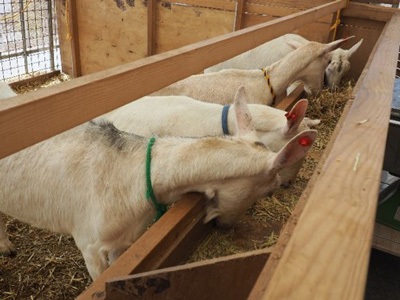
[0,0,61,82]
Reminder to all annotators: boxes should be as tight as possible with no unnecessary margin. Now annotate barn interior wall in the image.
[55,0,381,82]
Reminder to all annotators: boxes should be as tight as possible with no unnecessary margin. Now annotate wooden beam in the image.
[234,0,245,31]
[68,0,82,77]
[147,0,156,56]
[249,13,400,300]
[77,193,212,300]
[104,248,272,300]
[160,0,235,11]
[0,0,347,160]
[342,2,396,22]
[352,0,399,5]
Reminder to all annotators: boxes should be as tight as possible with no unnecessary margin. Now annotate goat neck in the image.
[150,136,274,203]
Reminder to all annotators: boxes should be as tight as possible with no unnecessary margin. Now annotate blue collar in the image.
[221,105,230,135]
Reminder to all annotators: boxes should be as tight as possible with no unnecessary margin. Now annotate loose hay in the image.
[10,73,69,95]
[188,81,354,263]
[0,77,353,298]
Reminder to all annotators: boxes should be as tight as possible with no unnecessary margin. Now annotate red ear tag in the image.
[299,137,311,146]
[285,112,297,121]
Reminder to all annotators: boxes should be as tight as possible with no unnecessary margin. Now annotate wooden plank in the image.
[247,0,334,9]
[353,0,399,5]
[234,0,245,31]
[77,193,212,300]
[275,83,305,111]
[245,2,332,22]
[76,1,148,74]
[156,3,234,53]
[160,0,333,17]
[160,0,236,11]
[243,14,277,28]
[337,19,384,80]
[250,13,400,300]
[342,2,396,22]
[294,20,332,42]
[147,0,156,56]
[0,0,347,160]
[68,0,82,77]
[245,3,301,16]
[373,222,400,257]
[105,248,272,300]
[341,16,386,30]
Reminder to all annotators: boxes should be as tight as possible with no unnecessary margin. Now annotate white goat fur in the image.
[104,88,319,185]
[0,114,317,279]
[0,82,17,99]
[152,37,353,104]
[205,34,363,90]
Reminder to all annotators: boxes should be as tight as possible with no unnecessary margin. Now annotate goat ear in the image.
[284,99,308,134]
[347,39,363,58]
[272,130,317,170]
[233,86,256,137]
[323,36,355,54]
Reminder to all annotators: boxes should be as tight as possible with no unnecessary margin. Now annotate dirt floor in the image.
[0,78,353,299]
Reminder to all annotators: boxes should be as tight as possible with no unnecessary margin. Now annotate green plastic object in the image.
[376,189,400,231]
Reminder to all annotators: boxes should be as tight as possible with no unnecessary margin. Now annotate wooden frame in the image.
[2,1,400,299]
[0,0,346,160]
[105,248,272,300]
[147,0,156,56]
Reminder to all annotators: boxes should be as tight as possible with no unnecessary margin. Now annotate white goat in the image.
[205,34,363,91]
[0,82,17,99]
[0,111,317,279]
[104,87,319,186]
[152,37,353,105]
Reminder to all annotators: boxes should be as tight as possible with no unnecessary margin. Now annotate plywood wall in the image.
[336,17,385,80]
[55,0,337,76]
[56,0,367,77]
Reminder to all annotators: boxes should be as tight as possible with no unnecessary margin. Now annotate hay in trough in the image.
[0,77,353,299]
[187,81,354,263]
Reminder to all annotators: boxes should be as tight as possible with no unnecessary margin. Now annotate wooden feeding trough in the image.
[1,0,400,299]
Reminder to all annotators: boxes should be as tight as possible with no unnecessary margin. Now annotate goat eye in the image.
[328,60,332,64]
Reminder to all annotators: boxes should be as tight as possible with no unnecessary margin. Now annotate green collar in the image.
[146,137,167,221]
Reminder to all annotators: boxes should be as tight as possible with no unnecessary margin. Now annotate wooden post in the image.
[147,0,156,56]
[68,0,82,77]
[234,0,245,31]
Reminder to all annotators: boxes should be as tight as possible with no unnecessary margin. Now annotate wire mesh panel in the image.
[0,0,61,82]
